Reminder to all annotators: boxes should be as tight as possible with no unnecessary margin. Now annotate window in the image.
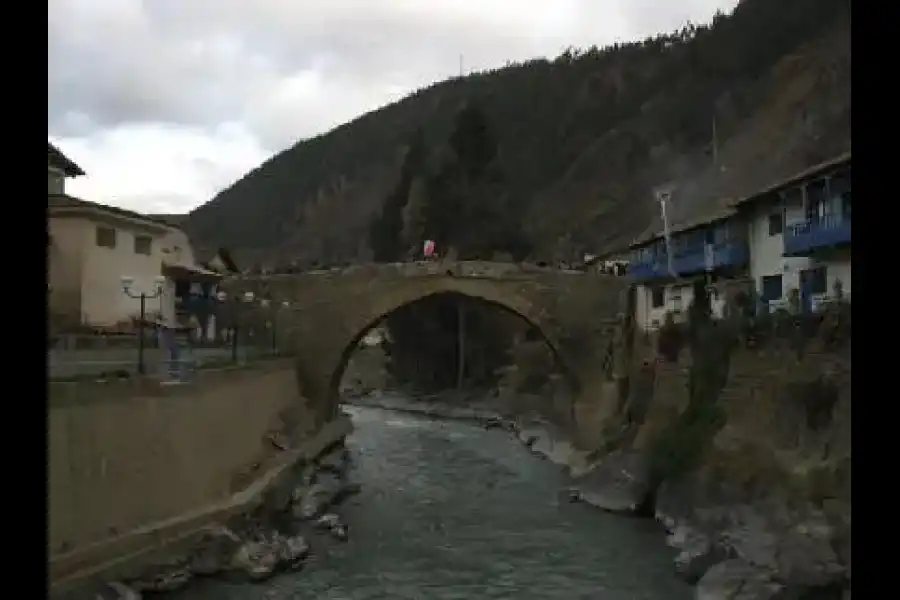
[134,235,152,255]
[670,286,689,312]
[651,286,665,308]
[48,171,64,195]
[806,179,827,220]
[782,187,803,209]
[95,226,116,248]
[767,213,783,236]
[831,169,851,218]
[760,275,783,303]
[802,267,828,295]
[174,279,190,298]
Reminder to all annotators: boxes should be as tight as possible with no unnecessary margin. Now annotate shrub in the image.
[656,311,685,362]
[648,286,734,484]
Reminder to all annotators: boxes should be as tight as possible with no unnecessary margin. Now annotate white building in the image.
[734,152,851,312]
[626,206,743,331]
[624,152,851,331]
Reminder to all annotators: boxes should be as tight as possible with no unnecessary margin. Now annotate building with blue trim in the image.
[623,152,850,330]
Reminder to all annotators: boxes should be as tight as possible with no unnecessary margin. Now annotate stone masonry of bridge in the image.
[224,261,633,427]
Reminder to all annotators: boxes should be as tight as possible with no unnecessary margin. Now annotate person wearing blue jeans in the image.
[159,322,182,380]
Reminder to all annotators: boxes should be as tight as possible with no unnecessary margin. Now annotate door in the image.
[760,275,783,305]
[799,267,827,313]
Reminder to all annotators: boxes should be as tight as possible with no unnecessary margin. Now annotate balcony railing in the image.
[627,242,749,282]
[784,215,851,256]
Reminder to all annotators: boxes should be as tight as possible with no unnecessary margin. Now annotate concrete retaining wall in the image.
[48,360,348,592]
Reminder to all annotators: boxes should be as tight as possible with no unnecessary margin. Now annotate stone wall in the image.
[224,262,630,413]
[639,342,851,466]
[48,360,319,566]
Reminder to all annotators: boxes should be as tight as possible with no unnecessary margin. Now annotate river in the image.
[170,404,691,599]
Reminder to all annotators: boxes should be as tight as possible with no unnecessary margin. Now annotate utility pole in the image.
[459,54,464,78]
[712,113,719,167]
[654,184,677,279]
[456,301,466,390]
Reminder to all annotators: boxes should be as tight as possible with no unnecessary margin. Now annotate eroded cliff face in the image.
[576,303,852,599]
[651,345,850,597]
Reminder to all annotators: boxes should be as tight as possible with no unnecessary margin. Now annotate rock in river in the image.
[315,513,349,541]
[569,450,652,515]
[317,446,351,476]
[127,561,192,594]
[274,531,311,569]
[190,525,243,577]
[695,559,784,600]
[229,539,280,582]
[95,582,141,600]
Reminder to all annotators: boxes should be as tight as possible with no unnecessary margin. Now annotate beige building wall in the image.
[48,166,66,195]
[82,220,172,326]
[48,211,203,328]
[48,217,90,324]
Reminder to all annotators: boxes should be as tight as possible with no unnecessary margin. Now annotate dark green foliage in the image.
[369,129,426,262]
[182,0,849,265]
[657,312,685,363]
[649,284,733,484]
[798,377,839,432]
[366,106,534,393]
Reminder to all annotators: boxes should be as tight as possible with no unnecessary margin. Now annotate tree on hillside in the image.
[369,129,426,262]
[449,102,498,179]
[416,102,530,260]
[401,177,429,256]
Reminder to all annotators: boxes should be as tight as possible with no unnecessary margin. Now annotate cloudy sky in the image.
[49,0,738,216]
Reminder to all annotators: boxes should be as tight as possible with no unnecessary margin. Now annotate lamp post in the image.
[277,301,290,355]
[218,290,255,363]
[259,298,275,354]
[121,275,166,375]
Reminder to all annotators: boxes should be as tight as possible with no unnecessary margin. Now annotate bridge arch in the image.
[288,276,576,418]
[328,289,573,405]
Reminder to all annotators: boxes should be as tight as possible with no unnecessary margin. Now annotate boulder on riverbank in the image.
[96,436,361,597]
[315,513,349,541]
[126,558,192,594]
[95,582,141,600]
[568,449,652,515]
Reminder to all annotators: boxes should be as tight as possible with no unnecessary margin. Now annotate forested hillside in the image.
[183,0,850,269]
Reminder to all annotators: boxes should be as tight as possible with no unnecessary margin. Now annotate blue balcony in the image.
[784,215,851,256]
[627,242,749,283]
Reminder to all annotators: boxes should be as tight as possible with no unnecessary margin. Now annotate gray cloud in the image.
[49,0,736,213]
[50,0,733,145]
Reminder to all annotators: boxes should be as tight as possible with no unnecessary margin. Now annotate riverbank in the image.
[85,421,361,600]
[169,403,690,599]
[344,392,851,600]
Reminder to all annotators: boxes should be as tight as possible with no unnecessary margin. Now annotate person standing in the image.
[158,319,181,381]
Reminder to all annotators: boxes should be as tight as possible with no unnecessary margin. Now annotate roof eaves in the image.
[48,143,86,177]
[733,151,851,209]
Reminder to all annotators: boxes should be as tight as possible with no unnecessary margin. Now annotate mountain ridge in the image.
[183,0,850,268]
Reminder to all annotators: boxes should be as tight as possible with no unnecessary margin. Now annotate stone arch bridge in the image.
[223,261,632,422]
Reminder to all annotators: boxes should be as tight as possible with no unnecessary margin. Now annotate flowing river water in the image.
[171,403,691,599]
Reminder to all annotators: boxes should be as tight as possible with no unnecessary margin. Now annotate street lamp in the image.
[121,275,166,375]
[218,290,256,363]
